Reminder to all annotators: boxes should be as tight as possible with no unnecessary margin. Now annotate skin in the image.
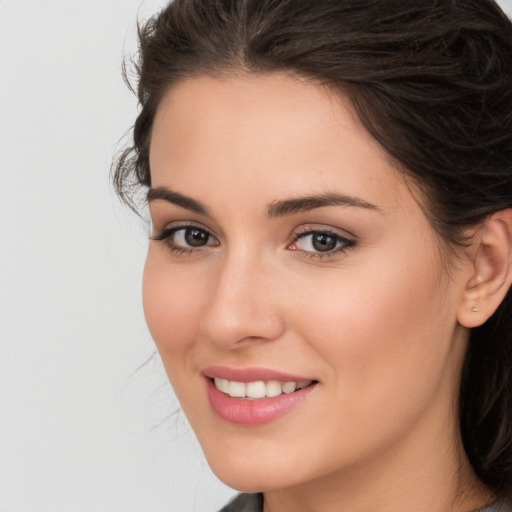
[144,73,494,512]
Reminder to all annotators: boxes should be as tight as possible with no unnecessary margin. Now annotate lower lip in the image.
[205,378,316,425]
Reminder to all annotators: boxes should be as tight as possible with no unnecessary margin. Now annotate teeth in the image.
[282,381,297,394]
[228,381,246,398]
[215,378,229,394]
[214,377,312,399]
[246,381,266,399]
[266,380,282,397]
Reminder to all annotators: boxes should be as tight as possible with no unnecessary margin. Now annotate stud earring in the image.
[471,306,479,312]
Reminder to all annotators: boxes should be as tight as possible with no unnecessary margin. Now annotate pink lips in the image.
[203,366,317,425]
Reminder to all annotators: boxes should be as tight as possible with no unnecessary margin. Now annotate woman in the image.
[113,0,512,510]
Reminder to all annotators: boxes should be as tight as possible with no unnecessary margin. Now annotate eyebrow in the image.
[266,193,380,217]
[147,187,210,216]
[147,186,379,217]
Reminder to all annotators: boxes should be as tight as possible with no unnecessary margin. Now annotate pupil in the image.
[312,233,336,252]
[185,228,208,247]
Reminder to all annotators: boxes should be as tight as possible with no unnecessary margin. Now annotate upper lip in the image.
[201,366,316,383]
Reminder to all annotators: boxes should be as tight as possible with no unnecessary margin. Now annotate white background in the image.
[1,1,511,511]
[0,1,234,510]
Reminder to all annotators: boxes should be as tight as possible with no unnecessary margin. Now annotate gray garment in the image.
[478,504,512,512]
[218,494,262,512]
[218,493,512,512]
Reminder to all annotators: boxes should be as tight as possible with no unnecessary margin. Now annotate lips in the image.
[202,366,318,425]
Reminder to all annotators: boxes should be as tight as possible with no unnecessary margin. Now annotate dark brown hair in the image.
[113,0,512,499]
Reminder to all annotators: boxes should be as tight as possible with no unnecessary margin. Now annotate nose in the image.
[199,248,286,349]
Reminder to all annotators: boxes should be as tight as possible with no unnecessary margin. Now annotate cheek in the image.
[142,248,204,369]
[289,241,455,416]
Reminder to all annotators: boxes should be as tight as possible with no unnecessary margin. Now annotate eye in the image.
[174,227,212,247]
[288,229,355,256]
[152,225,219,253]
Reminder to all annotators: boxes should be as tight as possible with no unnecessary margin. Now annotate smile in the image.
[203,368,318,425]
[213,378,313,399]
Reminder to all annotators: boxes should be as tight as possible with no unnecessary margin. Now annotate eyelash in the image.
[289,228,356,259]
[152,224,218,256]
[152,224,356,259]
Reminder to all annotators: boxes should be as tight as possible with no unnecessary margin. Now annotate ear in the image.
[457,209,512,328]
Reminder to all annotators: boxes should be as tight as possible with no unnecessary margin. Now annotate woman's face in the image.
[144,73,471,493]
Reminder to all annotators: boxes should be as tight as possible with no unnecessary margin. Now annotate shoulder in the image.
[218,493,263,512]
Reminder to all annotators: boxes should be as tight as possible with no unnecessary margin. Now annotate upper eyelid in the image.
[154,225,218,242]
[295,228,351,238]
[152,220,217,238]
[291,223,357,241]
[291,230,355,247]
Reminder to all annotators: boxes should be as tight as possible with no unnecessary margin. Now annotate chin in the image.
[203,444,303,493]
[212,466,288,494]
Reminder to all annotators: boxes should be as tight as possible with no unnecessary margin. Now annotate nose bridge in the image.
[200,244,284,347]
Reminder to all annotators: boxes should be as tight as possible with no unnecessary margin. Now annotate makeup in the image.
[203,367,317,425]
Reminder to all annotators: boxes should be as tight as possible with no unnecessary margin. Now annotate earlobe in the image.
[457,209,512,328]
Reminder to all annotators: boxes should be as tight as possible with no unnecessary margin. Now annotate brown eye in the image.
[311,233,338,252]
[291,229,355,257]
[153,225,218,252]
[184,228,210,247]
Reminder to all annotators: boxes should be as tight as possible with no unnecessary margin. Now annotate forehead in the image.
[149,73,412,214]
[152,73,369,154]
